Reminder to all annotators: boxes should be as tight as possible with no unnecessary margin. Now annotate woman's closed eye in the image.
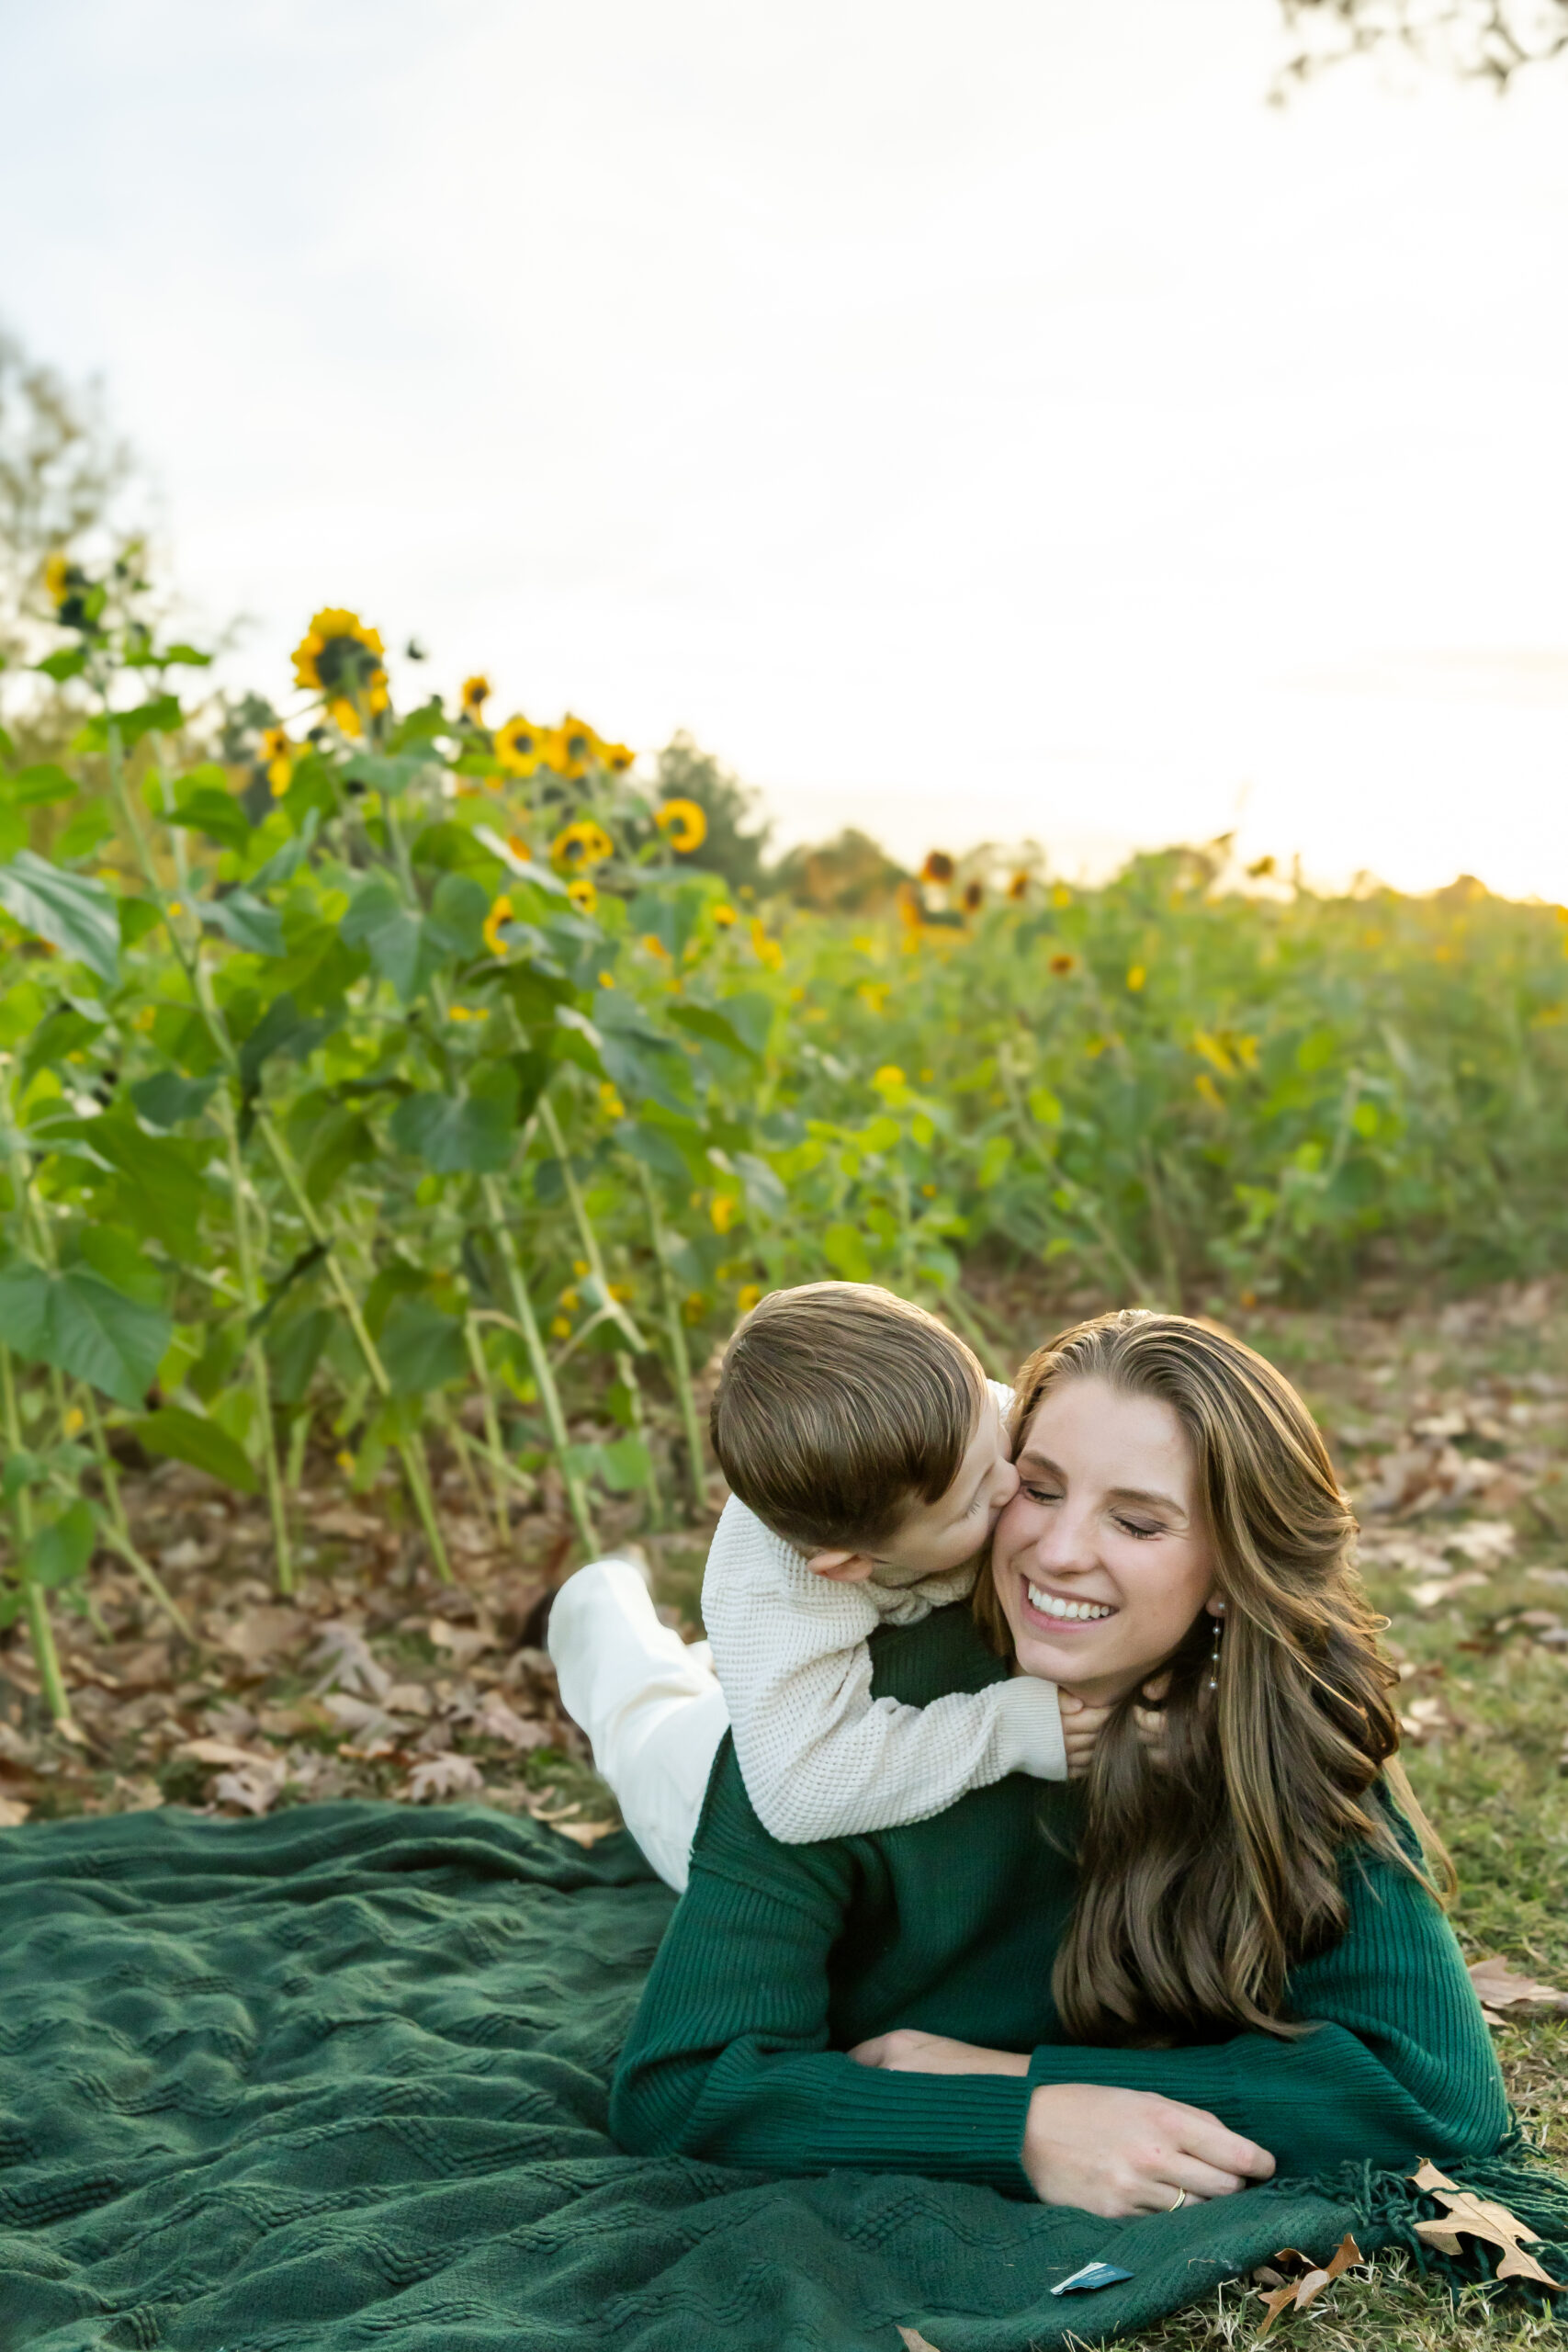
[1113,1515,1166,1540]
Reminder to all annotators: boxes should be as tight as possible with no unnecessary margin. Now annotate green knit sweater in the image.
[610,1603,1507,2196]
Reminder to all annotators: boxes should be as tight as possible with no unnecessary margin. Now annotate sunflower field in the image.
[1,555,1566,1725]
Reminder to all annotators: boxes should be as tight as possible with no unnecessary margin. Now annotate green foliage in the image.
[2,548,1565,1707]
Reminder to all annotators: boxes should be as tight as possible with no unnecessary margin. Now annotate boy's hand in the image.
[1059,1682,1170,1778]
[1059,1691,1115,1779]
[850,2029,1027,2076]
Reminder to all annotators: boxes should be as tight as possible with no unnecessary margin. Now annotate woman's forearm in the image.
[610,1859,1037,2190]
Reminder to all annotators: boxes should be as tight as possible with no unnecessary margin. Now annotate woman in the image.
[610,1311,1506,2217]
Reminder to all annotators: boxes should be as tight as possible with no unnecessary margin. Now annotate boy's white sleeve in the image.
[701,1497,1066,1846]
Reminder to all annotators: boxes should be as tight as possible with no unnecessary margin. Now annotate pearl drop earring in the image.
[1207,1603,1225,1691]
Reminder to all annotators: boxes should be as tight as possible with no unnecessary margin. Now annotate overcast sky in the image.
[2,0,1566,897]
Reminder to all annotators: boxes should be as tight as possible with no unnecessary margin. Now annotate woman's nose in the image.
[1031,1507,1094,1575]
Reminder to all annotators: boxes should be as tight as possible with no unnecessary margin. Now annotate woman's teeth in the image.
[1027,1583,1114,1622]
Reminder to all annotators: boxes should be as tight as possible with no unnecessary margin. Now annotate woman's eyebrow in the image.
[1107,1484,1185,1516]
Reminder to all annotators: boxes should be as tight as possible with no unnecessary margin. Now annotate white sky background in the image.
[2,0,1566,898]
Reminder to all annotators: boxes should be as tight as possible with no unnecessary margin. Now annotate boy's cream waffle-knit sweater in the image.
[700,1385,1066,1845]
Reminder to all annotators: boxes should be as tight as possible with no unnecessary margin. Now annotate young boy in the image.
[548,1282,1100,1891]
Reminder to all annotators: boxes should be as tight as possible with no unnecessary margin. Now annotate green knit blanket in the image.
[2,1804,1562,2350]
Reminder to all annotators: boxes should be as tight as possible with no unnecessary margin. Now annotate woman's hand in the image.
[849,2029,1027,2076]
[1022,2083,1275,2216]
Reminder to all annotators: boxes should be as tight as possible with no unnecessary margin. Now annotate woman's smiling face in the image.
[991,1374,1219,1705]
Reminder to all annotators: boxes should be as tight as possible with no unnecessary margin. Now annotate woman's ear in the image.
[1204,1597,1226,1618]
[806,1549,877,1583]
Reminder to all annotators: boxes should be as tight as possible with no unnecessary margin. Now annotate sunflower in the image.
[921,850,954,886]
[554,715,635,777]
[1007,871,1030,901]
[261,725,295,797]
[656,797,707,854]
[291,608,389,735]
[552,820,615,872]
[43,550,94,630]
[567,876,599,915]
[961,879,984,913]
[1048,952,1077,978]
[896,881,925,933]
[460,674,491,722]
[552,717,595,779]
[482,894,513,956]
[495,714,547,775]
[713,902,738,928]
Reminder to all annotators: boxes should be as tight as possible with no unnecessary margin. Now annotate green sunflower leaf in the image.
[132,1405,258,1494]
[0,1260,169,1408]
[0,851,119,982]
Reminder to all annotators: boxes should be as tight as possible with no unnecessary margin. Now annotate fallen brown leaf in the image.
[0,1793,31,1826]
[176,1736,275,1770]
[896,2331,943,2352]
[550,1819,618,1848]
[310,1504,386,1542]
[1256,2233,1363,2336]
[1467,1956,1568,2026]
[405,1753,487,1803]
[222,1608,309,1664]
[468,1691,553,1749]
[427,1616,496,1667]
[1410,2161,1564,2290]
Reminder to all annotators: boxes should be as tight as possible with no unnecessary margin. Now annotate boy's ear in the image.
[805,1548,877,1583]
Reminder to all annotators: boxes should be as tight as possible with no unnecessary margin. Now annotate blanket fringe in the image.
[1311,2129,1568,2311]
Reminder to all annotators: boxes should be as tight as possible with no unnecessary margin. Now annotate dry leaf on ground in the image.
[405,1753,487,1803]
[1256,2233,1363,2336]
[1467,1957,1568,2026]
[1410,2161,1564,2290]
[221,1608,310,1664]
[550,1818,618,1848]
[896,2331,943,2352]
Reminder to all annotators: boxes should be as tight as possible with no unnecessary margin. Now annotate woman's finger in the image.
[1155,2156,1251,2203]
[1174,2112,1275,2180]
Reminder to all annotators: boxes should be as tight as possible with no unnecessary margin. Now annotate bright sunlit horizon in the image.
[2,0,1567,898]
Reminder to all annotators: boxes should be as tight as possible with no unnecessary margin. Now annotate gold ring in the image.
[1168,2187,1188,2211]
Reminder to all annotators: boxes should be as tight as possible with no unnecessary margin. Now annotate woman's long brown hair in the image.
[977,1309,1451,2046]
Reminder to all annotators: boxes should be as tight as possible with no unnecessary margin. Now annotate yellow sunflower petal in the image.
[655,797,707,854]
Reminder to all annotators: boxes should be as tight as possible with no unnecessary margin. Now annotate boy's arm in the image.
[702,1498,1066,1846]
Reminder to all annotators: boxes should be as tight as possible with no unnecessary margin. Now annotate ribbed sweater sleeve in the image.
[1025,1853,1507,2177]
[608,1838,1034,2190]
[702,1495,1066,1846]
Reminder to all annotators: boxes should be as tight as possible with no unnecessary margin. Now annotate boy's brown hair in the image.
[710,1281,987,1553]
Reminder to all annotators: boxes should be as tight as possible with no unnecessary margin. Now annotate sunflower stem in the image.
[633,1159,707,1519]
[477,1172,597,1555]
[537,1091,664,1526]
[462,1312,514,1545]
[77,1390,195,1642]
[1,1346,73,1731]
